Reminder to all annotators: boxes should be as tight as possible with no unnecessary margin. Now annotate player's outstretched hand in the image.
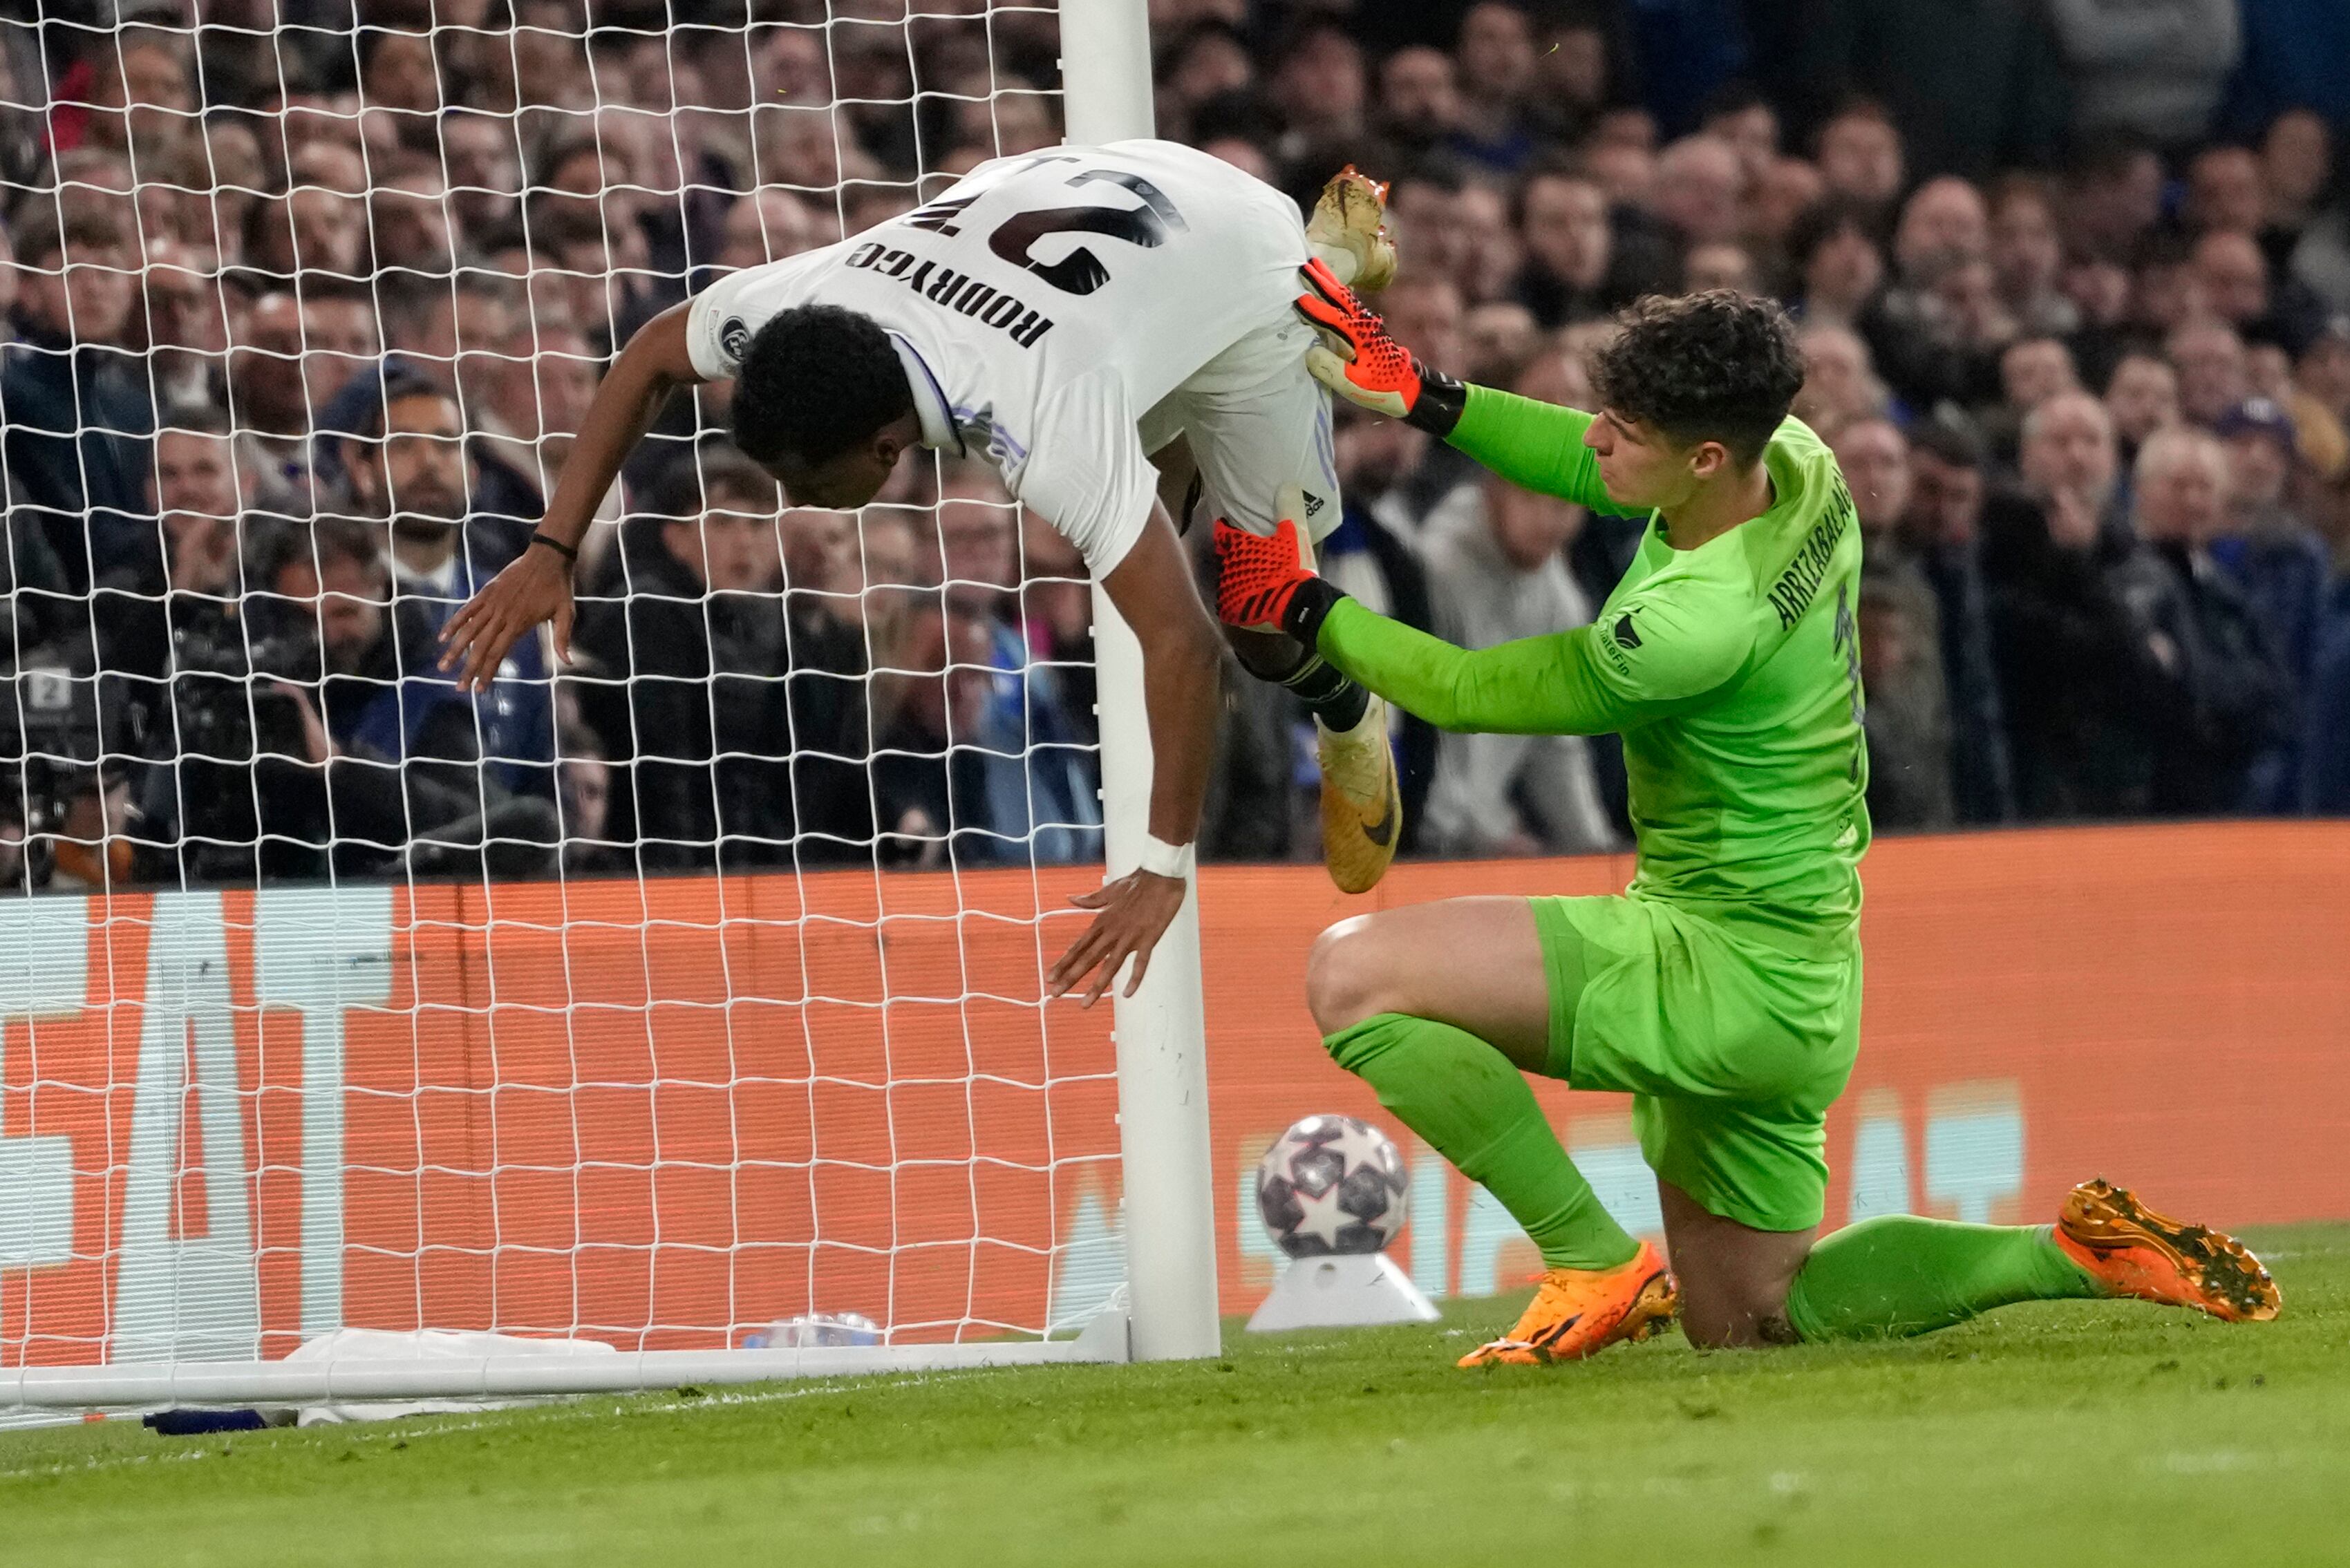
[438,545,576,693]
[1215,510,1348,642]
[1214,516,1314,630]
[1295,258,1465,435]
[1049,869,1187,1008]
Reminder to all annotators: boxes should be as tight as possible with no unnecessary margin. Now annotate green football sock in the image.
[1324,1012,1639,1272]
[1783,1215,2105,1341]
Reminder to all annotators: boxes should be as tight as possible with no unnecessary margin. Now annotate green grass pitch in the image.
[8,1225,2350,1567]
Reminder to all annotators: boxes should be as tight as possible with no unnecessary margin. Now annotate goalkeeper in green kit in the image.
[1215,270,2281,1365]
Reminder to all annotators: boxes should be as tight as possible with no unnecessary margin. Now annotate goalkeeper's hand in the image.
[1214,507,1348,642]
[1294,257,1466,436]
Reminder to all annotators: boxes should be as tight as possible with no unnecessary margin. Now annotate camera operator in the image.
[100,496,317,884]
[93,410,258,684]
[249,520,561,880]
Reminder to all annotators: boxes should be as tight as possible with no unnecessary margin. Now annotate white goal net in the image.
[0,0,1204,1410]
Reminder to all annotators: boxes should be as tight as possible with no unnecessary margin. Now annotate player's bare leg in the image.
[1657,1180,1816,1348]
[1306,897,1552,1061]
[1309,899,1674,1363]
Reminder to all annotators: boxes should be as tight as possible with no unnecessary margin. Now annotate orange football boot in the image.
[1458,1240,1678,1367]
[2053,1178,2281,1323]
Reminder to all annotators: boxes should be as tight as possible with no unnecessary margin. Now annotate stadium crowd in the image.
[0,0,2347,891]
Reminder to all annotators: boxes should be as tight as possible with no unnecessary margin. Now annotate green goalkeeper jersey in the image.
[1321,388,1870,954]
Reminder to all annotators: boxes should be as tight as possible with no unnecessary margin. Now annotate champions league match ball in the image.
[1255,1115,1409,1258]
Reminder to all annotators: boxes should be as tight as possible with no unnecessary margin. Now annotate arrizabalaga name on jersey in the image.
[1762,481,1856,632]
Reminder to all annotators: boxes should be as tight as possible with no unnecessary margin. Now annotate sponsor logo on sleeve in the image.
[1613,614,1642,650]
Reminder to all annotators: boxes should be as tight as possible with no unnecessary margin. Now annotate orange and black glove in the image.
[1295,256,1466,436]
[1214,514,1346,642]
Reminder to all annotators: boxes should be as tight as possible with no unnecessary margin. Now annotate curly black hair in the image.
[1588,290,1805,467]
[729,303,913,467]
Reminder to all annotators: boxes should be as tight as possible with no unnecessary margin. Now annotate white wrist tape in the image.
[1135,834,1195,880]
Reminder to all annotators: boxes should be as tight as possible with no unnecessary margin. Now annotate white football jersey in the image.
[686,139,1313,573]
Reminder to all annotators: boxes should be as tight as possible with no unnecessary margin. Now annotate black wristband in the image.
[1281,576,1348,644]
[528,531,581,564]
[1405,368,1467,437]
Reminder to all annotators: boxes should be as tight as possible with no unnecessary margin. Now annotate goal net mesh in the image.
[0,0,1127,1381]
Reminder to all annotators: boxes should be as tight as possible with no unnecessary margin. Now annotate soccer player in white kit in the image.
[441,140,1400,1004]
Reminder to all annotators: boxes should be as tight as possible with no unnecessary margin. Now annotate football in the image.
[1255,1115,1409,1258]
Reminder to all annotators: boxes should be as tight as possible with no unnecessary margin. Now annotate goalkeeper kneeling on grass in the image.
[1216,272,2282,1365]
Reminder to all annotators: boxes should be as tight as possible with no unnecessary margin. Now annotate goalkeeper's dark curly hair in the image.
[730,304,913,467]
[1588,290,1805,467]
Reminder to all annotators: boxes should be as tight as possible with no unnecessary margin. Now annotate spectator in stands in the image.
[1812,100,1906,219]
[2104,350,2183,466]
[1834,417,1953,828]
[2194,225,2329,350]
[1373,45,1461,164]
[933,465,1100,865]
[1748,155,1827,262]
[871,600,1005,868]
[715,188,832,274]
[575,451,807,871]
[1,204,153,592]
[2067,138,2168,264]
[1451,185,1523,308]
[1988,177,2078,339]
[368,162,458,279]
[227,290,319,513]
[93,413,259,686]
[2125,425,2296,814]
[778,497,882,860]
[1902,418,2018,822]
[1449,2,1538,173]
[1985,333,2083,464]
[1513,166,1621,327]
[1268,22,1367,173]
[1785,198,1887,329]
[1700,86,1778,188]
[556,735,628,876]
[141,237,229,413]
[441,109,525,249]
[1356,274,1478,538]
[1524,10,1615,146]
[1648,135,1746,252]
[1983,391,2165,818]
[1791,322,1890,436]
[2184,143,2267,237]
[2208,397,2332,809]
[1866,176,2013,412]
[299,279,384,417]
[2262,109,2350,312]
[1012,505,1098,736]
[1417,372,1617,858]
[325,363,556,822]
[2168,319,2253,428]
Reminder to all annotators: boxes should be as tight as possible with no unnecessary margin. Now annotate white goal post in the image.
[0,0,1216,1416]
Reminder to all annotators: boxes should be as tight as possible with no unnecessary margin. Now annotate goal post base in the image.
[0,1306,1134,1413]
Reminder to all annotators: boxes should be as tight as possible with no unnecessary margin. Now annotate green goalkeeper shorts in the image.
[1530,894,1863,1234]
